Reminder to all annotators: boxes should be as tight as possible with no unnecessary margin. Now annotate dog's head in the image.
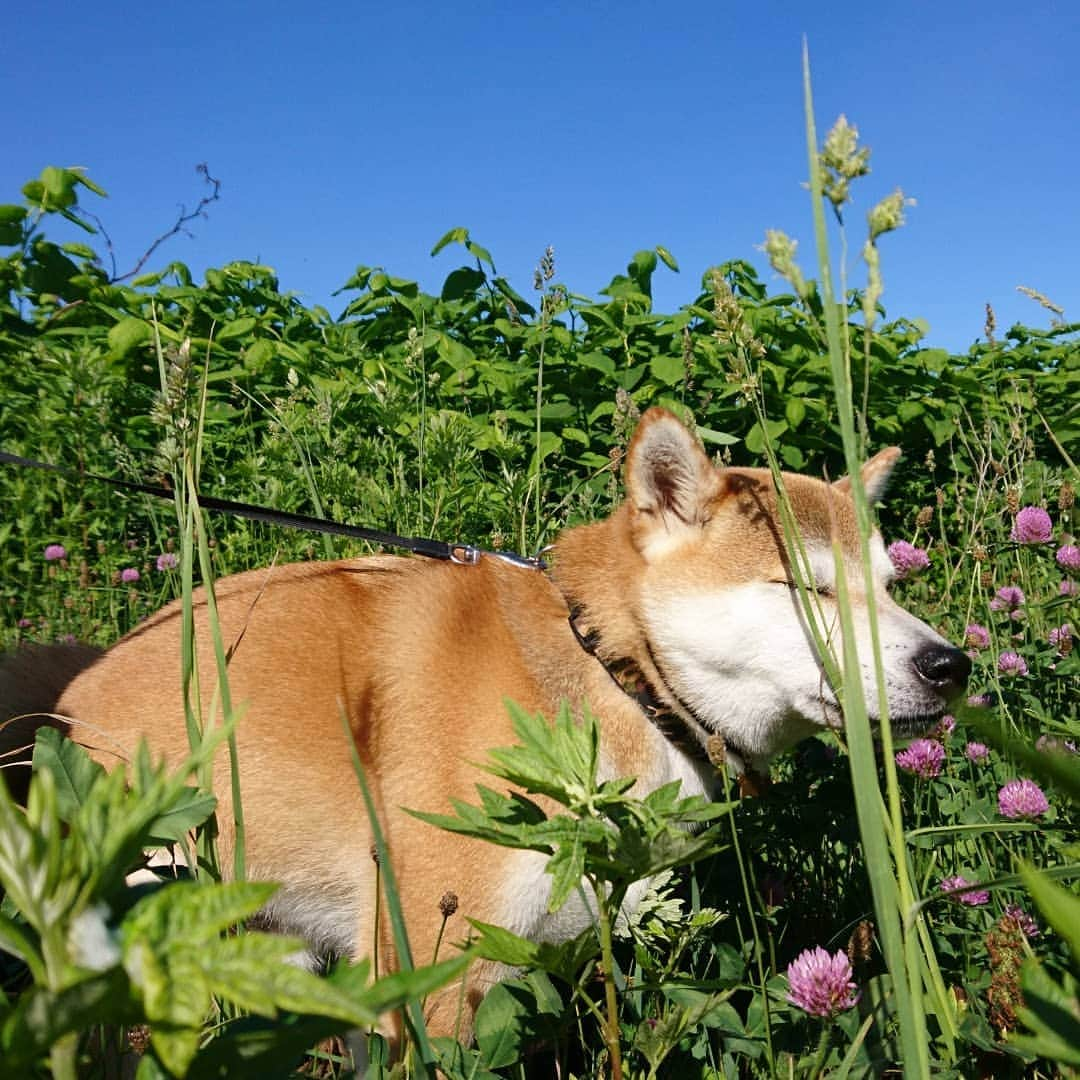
[623,408,970,772]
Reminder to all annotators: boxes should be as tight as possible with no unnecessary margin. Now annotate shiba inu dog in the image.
[0,408,969,1037]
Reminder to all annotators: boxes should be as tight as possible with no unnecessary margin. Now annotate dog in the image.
[0,407,970,1039]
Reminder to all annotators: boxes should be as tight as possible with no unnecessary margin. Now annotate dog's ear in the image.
[626,409,720,551]
[833,446,902,503]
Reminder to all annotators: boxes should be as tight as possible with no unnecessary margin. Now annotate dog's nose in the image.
[912,644,971,697]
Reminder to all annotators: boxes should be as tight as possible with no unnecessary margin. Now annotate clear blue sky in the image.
[3,2,1077,353]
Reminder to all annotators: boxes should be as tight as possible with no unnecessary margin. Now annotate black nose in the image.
[912,644,971,698]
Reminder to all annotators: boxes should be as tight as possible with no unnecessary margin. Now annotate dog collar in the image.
[565,607,770,795]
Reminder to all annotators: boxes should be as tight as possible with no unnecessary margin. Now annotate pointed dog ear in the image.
[833,446,902,503]
[626,408,721,554]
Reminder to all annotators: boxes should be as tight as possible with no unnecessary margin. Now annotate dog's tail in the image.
[0,642,103,803]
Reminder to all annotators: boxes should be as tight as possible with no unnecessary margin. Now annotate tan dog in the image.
[1,408,969,1037]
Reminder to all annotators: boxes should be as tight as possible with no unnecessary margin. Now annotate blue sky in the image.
[3,2,1077,352]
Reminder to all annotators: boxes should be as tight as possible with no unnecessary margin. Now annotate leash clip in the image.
[449,544,481,565]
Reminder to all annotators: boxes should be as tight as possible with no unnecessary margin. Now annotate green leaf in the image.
[107,316,153,357]
[785,397,807,429]
[31,727,105,821]
[474,981,532,1068]
[0,204,28,245]
[546,827,586,912]
[216,316,258,341]
[1019,863,1080,962]
[696,425,740,446]
[430,226,470,257]
[441,266,486,302]
[146,788,218,843]
[649,352,685,386]
[655,245,680,272]
[1012,961,1080,1066]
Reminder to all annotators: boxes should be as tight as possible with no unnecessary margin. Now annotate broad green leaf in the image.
[430,226,470,257]
[216,316,258,341]
[1019,863,1080,962]
[441,266,486,302]
[655,244,680,272]
[146,788,218,843]
[31,727,105,821]
[696,425,740,446]
[649,352,685,386]
[474,981,532,1068]
[107,316,152,357]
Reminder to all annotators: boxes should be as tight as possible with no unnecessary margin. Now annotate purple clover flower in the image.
[1010,506,1053,544]
[933,714,956,739]
[965,742,990,764]
[1056,545,1080,572]
[967,693,992,708]
[1049,624,1072,650]
[785,947,860,1018]
[896,739,946,779]
[156,552,179,571]
[998,779,1049,819]
[989,585,1025,611]
[997,651,1028,676]
[120,567,140,584]
[1003,903,1039,938]
[887,540,930,579]
[964,624,991,650]
[44,544,67,562]
[940,875,990,906]
[1061,579,1078,597]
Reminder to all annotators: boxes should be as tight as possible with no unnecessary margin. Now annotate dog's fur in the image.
[0,408,969,1037]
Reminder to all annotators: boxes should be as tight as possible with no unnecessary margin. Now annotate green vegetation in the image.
[1,87,1077,1078]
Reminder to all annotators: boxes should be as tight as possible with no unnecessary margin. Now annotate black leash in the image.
[0,450,545,570]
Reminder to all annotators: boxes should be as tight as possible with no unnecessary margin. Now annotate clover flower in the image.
[1003,904,1039,938]
[1010,506,1053,544]
[785,946,860,1018]
[965,742,990,764]
[887,540,930,579]
[1056,545,1080,572]
[896,738,946,779]
[933,714,956,739]
[998,779,1049,819]
[1061,579,1078,597]
[990,585,1025,611]
[44,544,67,562]
[119,567,140,584]
[940,875,990,906]
[997,651,1028,676]
[965,624,991,650]
[1048,624,1072,651]
[967,693,992,708]
[156,552,179,571]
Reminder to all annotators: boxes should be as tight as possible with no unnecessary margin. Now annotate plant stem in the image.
[592,879,624,1080]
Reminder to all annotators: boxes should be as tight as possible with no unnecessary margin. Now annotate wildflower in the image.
[119,567,140,584]
[156,552,179,572]
[965,742,990,764]
[896,739,946,779]
[1010,506,1053,544]
[438,892,459,919]
[1002,904,1039,938]
[17,617,32,629]
[967,693,992,708]
[868,188,914,240]
[990,585,1025,611]
[940,875,990,906]
[998,779,1049,819]
[997,651,1028,676]
[1056,544,1080,571]
[44,544,67,562]
[786,946,860,1018]
[933,714,956,739]
[1049,624,1072,652]
[964,624,991,650]
[1061,579,1078,597]
[887,540,930,579]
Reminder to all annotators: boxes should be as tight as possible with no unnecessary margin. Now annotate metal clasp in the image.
[449,544,481,565]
